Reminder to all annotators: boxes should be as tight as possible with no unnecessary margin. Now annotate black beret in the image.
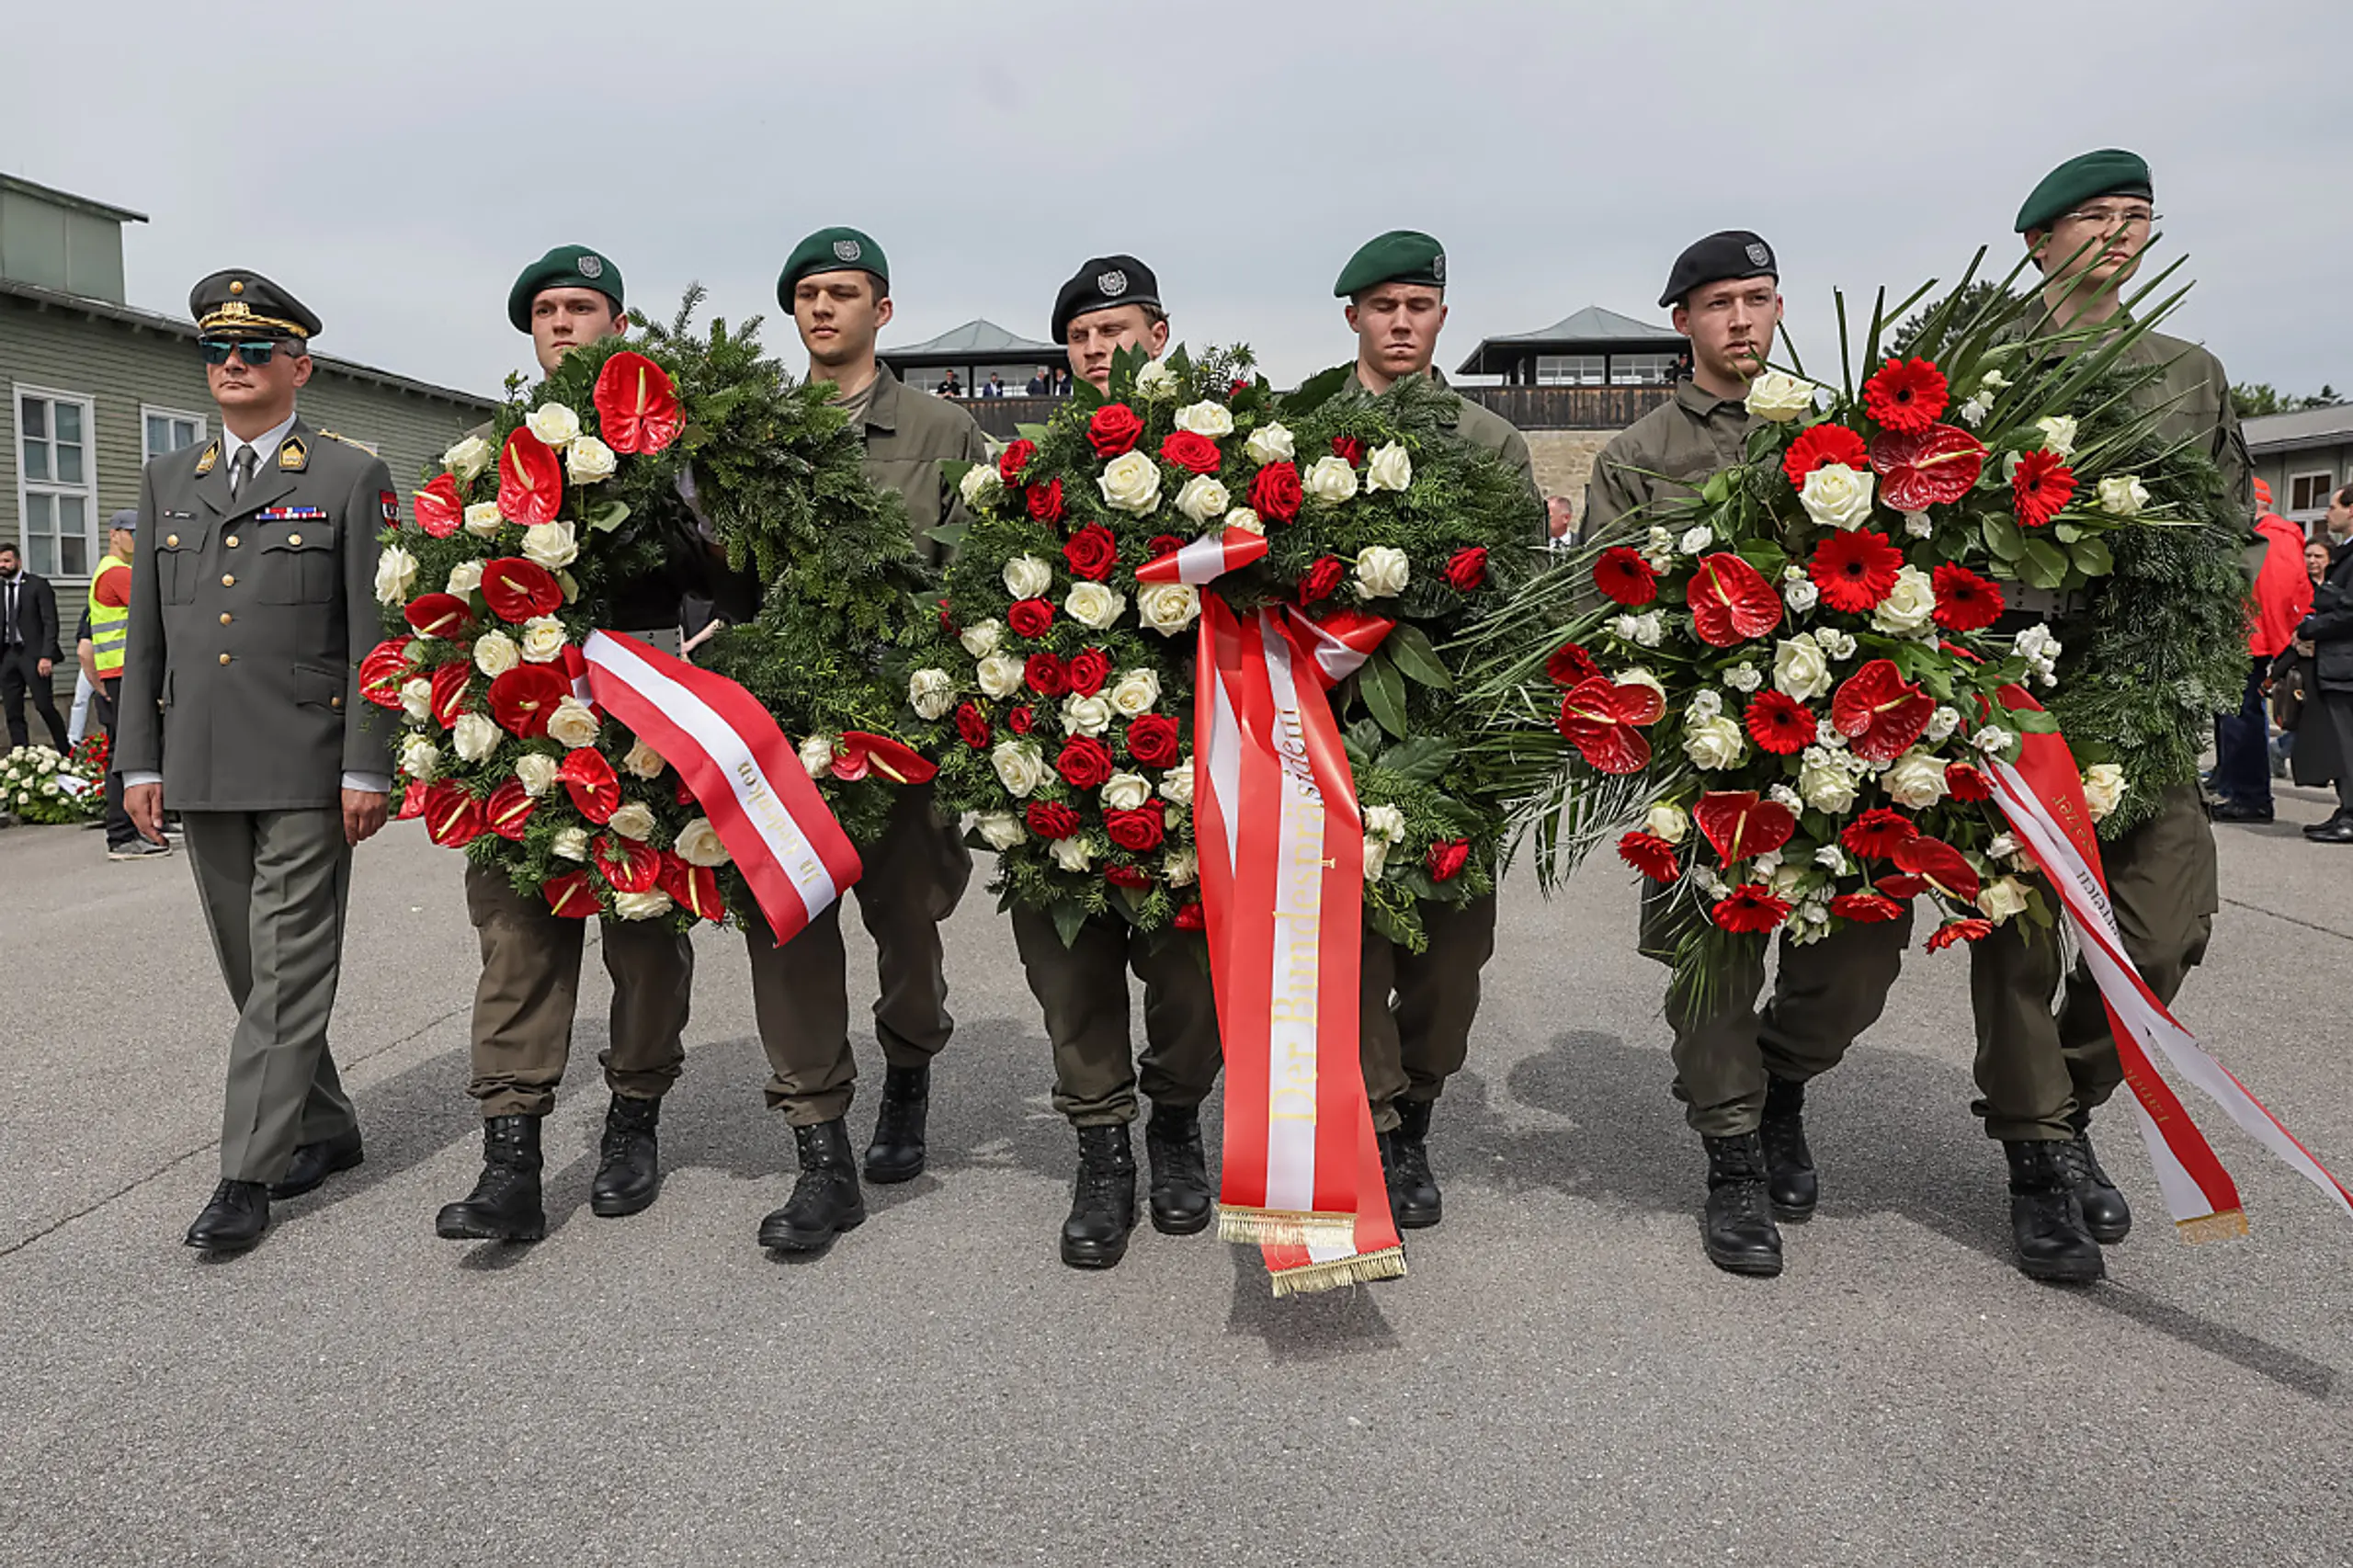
[1659,231,1778,309]
[1051,255,1161,341]
[188,269,322,339]
[506,244,624,333]
[2016,149,2153,234]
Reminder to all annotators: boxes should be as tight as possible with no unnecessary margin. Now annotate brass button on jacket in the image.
[218,652,233,665]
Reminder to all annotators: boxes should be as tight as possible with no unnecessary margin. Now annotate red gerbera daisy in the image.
[1829,892,1908,923]
[1782,423,1870,488]
[1617,831,1681,883]
[2012,449,2076,528]
[1925,917,1995,952]
[1809,529,1904,613]
[1712,883,1793,934]
[1546,640,1602,688]
[1944,761,1993,801]
[1861,357,1949,434]
[1840,806,1918,859]
[1592,547,1659,607]
[1930,562,2006,631]
[1743,690,1817,755]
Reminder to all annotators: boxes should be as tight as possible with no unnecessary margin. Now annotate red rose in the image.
[1861,358,1950,434]
[1299,555,1346,604]
[1066,647,1110,696]
[1006,598,1054,639]
[1160,430,1222,475]
[1145,533,1183,560]
[2012,449,2076,528]
[1331,436,1366,465]
[1026,801,1082,839]
[1007,705,1036,736]
[483,777,537,841]
[1126,713,1180,767]
[955,701,991,750]
[1249,461,1302,523]
[1173,901,1207,930]
[1056,735,1114,789]
[1027,479,1066,525]
[1105,864,1152,890]
[1426,838,1471,881]
[1712,883,1793,934]
[1024,652,1068,697]
[1593,547,1659,607]
[1443,546,1488,593]
[1063,523,1116,581]
[1105,806,1165,853]
[1086,403,1143,459]
[998,438,1036,485]
[1809,530,1904,613]
[1617,831,1680,882]
[1931,562,2006,632]
[1944,761,1994,802]
[1782,424,1870,487]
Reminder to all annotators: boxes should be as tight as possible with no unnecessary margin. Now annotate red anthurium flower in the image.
[1427,839,1472,881]
[1810,529,1905,613]
[1841,807,1919,858]
[997,438,1036,485]
[481,557,563,624]
[659,852,725,923]
[2012,449,2076,528]
[430,661,472,729]
[1944,761,1994,801]
[404,592,476,640]
[1556,676,1666,775]
[1300,555,1346,604]
[483,777,537,841]
[423,781,483,848]
[1744,689,1818,755]
[1331,436,1367,465]
[1830,892,1908,923]
[1782,424,1870,487]
[1617,831,1681,882]
[1829,659,1936,761]
[1087,404,1143,459]
[1062,523,1116,581]
[557,747,620,823]
[397,780,427,820]
[1870,423,1986,511]
[542,869,598,919]
[1066,648,1110,696]
[495,426,563,524]
[1105,864,1153,890]
[1161,430,1222,475]
[1173,901,1207,930]
[592,834,662,894]
[836,733,938,786]
[1926,917,1995,952]
[1126,713,1180,767]
[1107,806,1165,854]
[1546,640,1602,687]
[413,472,463,538]
[1694,790,1800,863]
[1024,652,1068,697]
[1592,546,1659,607]
[955,702,991,749]
[1876,873,1928,900]
[1713,883,1793,934]
[1444,547,1489,593]
[1006,599,1054,640]
[1931,562,2006,631]
[1028,479,1065,525]
[1056,735,1114,790]
[1026,801,1082,840]
[487,664,568,738]
[592,351,682,455]
[1249,461,1302,523]
[1687,552,1784,647]
[1892,834,1982,901]
[359,637,415,709]
[1861,358,1949,433]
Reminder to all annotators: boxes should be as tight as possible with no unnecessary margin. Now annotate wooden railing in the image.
[952,384,1671,440]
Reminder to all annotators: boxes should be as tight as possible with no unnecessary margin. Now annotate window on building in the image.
[1611,354,1678,387]
[2290,470,2335,514]
[1535,355,1605,387]
[15,387,96,578]
[142,405,206,464]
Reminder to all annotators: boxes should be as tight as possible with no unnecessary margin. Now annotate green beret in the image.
[2015,149,2153,234]
[1334,230,1447,298]
[778,227,889,309]
[506,244,623,332]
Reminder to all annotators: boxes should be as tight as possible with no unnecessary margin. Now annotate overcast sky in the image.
[9,0,2347,400]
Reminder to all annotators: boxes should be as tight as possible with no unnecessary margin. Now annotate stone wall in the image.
[1525,429,1615,506]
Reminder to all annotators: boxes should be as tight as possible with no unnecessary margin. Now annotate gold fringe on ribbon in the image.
[1217,1205,1358,1250]
[1268,1245,1409,1299]
[2175,1208,2250,1244]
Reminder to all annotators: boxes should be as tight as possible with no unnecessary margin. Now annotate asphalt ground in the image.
[2,783,2349,1568]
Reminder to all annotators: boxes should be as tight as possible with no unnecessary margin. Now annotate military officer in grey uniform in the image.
[119,271,393,1254]
[1592,233,1915,1278]
[434,244,699,1244]
[741,226,984,1257]
[1324,231,1538,1232]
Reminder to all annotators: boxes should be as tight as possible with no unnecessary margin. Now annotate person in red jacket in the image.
[2212,477,2316,821]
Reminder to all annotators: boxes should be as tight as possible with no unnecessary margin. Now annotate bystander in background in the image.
[2211,478,2313,822]
[2291,485,2353,842]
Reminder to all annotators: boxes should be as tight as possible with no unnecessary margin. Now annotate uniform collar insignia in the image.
[194,440,219,475]
[278,436,308,471]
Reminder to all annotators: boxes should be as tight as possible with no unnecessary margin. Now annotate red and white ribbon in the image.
[584,630,860,945]
[1139,526,1270,585]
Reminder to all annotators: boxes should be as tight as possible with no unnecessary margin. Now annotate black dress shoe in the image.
[1387,1099,1443,1229]
[1059,1122,1137,1268]
[2207,798,2274,823]
[185,1179,270,1254]
[1760,1074,1818,1221]
[863,1064,930,1184]
[2062,1119,2131,1244]
[1699,1133,1782,1277]
[436,1115,546,1242]
[589,1095,662,1218]
[1143,1101,1213,1235]
[2303,817,2353,844]
[268,1129,364,1199]
[2004,1140,2105,1283]
[759,1119,866,1256]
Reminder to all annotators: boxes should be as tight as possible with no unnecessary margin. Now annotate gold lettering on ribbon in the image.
[734,756,824,883]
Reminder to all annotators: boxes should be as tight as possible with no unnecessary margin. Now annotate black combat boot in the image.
[1143,1101,1213,1235]
[2004,1140,2105,1283]
[436,1115,546,1243]
[1388,1099,1444,1229]
[1700,1132,1783,1277]
[589,1094,662,1218]
[758,1119,867,1256]
[1760,1074,1818,1221]
[2064,1110,2131,1244]
[863,1065,930,1185]
[184,1179,271,1254]
[1060,1123,1138,1269]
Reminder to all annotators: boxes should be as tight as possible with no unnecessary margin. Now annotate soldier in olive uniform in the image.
[434,245,699,1244]
[1320,232,1537,1233]
[1013,255,1222,1270]
[1968,151,2253,1283]
[1591,233,1915,1277]
[740,227,984,1257]
[118,272,393,1254]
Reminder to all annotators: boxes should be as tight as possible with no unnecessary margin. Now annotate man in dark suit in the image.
[0,540,68,751]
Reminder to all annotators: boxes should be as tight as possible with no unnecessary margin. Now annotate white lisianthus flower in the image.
[1972,725,2017,758]
[1957,396,1992,427]
[1175,474,1230,526]
[462,503,506,538]
[1683,715,1748,771]
[1813,844,1848,873]
[1677,525,1716,557]
[1132,358,1178,401]
[610,889,674,922]
[974,812,1026,851]
[607,801,656,841]
[1926,705,1962,744]
[1798,462,1876,531]
[526,403,582,448]
[2082,763,2127,821]
[959,619,1004,659]
[621,737,666,779]
[1060,693,1113,737]
[521,521,578,570]
[1304,454,1360,504]
[1174,400,1233,437]
[1137,582,1201,635]
[1049,835,1095,872]
[1986,834,2021,860]
[1362,835,1392,880]
[2034,415,2078,460]
[1063,581,1126,631]
[1744,369,1816,423]
[451,712,502,763]
[1768,785,1804,812]
[1364,442,1413,493]
[1223,506,1264,535]
[1245,423,1296,464]
[1871,566,1938,637]
[1004,554,1052,600]
[551,825,590,861]
[1687,690,1724,723]
[519,616,567,663]
[514,753,559,798]
[1163,847,1199,887]
[398,677,432,723]
[374,544,419,606]
[1904,510,1935,539]
[1097,450,1163,516]
[908,668,956,721]
[992,740,1045,798]
[473,631,521,677]
[1977,876,2032,924]
[1723,663,1764,695]
[443,435,494,482]
[1099,771,1152,811]
[1158,768,1195,807]
[974,654,1023,700]
[1773,635,1832,701]
[565,435,616,484]
[1644,803,1688,845]
[671,817,730,867]
[1354,545,1411,598]
[1108,669,1161,717]
[545,696,601,749]
[1361,803,1408,845]
[798,733,835,778]
[444,561,485,599]
[1799,759,1860,815]
[2014,623,2063,665]
[1755,850,1785,879]
[960,462,1003,507]
[2097,475,2149,517]
[1883,750,1950,810]
[397,735,441,781]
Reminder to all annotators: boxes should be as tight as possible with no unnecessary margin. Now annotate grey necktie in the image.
[229,445,257,499]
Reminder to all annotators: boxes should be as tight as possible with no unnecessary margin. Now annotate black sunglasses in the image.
[198,336,297,367]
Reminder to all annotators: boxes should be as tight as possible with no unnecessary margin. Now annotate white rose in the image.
[1158,768,1195,807]
[551,825,590,861]
[514,753,559,798]
[992,740,1045,798]
[1175,474,1230,526]
[1136,582,1201,635]
[1047,835,1097,873]
[397,735,441,781]
[1798,462,1876,531]
[610,889,674,922]
[2097,475,2149,517]
[1245,423,1296,465]
[1004,554,1053,600]
[2082,763,2126,821]
[1304,454,1360,504]
[522,521,578,570]
[974,654,1023,700]
[1097,450,1163,516]
[1060,693,1113,737]
[606,801,656,841]
[1108,668,1162,717]
[798,733,835,778]
[1355,545,1411,598]
[974,812,1025,851]
[1099,771,1152,811]
[546,696,601,749]
[960,462,1003,507]
[1977,876,2032,924]
[526,403,582,448]
[1223,506,1264,535]
[1364,442,1413,493]
[463,503,506,538]
[444,561,484,598]
[1883,751,1950,810]
[1174,400,1233,437]
[1871,566,1938,637]
[908,667,956,722]
[398,676,432,722]
[2035,415,2078,460]
[1063,581,1126,631]
[1723,663,1764,695]
[1163,847,1199,887]
[1904,509,1935,539]
[1362,803,1407,844]
[1677,525,1716,557]
[1132,358,1178,401]
[621,737,666,779]
[374,544,419,606]
[517,617,568,664]
[451,712,502,763]
[1644,803,1688,845]
[1744,369,1816,423]
[1799,760,1859,815]
[1683,715,1747,771]
[472,631,521,677]
[1773,636,1832,701]
[564,435,617,485]
[443,435,494,482]
[959,619,1004,659]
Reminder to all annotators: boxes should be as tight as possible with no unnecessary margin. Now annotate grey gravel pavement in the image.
[2,786,2349,1568]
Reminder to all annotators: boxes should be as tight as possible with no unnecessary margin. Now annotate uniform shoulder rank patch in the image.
[194,441,219,475]
[380,490,400,524]
[278,436,309,471]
